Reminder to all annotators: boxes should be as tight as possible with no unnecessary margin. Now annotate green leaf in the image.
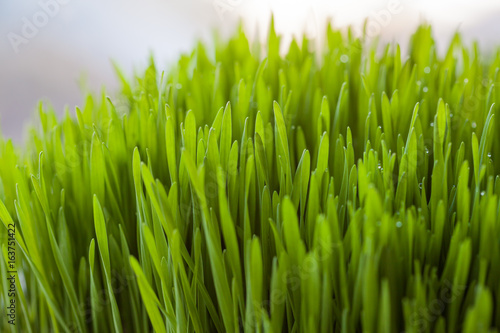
[130,257,167,333]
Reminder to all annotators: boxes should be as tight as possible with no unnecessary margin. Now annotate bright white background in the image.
[1,0,499,143]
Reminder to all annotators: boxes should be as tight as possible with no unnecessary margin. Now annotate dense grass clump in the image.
[2,23,500,332]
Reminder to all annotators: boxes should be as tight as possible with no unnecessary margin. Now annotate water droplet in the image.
[340,54,349,63]
[423,87,428,93]
[472,122,477,129]
[419,183,423,189]
[488,153,492,158]
[480,191,486,196]
[464,78,469,83]
[416,80,421,86]
[449,113,453,118]
[424,67,430,74]
[430,122,434,127]
[176,83,182,89]
[425,147,430,154]
[396,221,403,228]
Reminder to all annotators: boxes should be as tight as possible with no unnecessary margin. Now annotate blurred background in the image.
[1,0,500,143]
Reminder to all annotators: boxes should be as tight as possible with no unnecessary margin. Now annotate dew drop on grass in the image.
[423,87,428,92]
[464,78,469,83]
[340,54,349,63]
[430,122,434,127]
[419,183,423,189]
[481,191,486,196]
[488,153,492,158]
[176,83,182,89]
[396,221,403,228]
[424,66,430,74]
[472,122,477,129]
